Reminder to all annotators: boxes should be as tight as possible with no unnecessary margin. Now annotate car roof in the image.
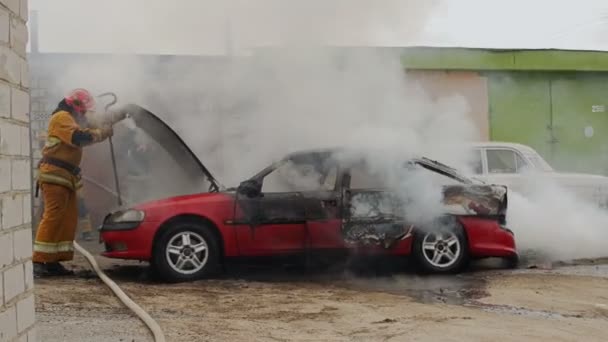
[287,142,541,158]
[467,141,538,154]
[285,147,345,159]
[285,147,424,161]
[283,147,473,184]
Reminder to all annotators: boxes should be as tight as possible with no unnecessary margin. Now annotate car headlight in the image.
[106,209,145,223]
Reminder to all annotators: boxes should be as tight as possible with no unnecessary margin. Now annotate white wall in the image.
[0,0,35,341]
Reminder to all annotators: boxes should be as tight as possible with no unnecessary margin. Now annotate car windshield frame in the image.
[244,151,476,194]
[524,152,554,172]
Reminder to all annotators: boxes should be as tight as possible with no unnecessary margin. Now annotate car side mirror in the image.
[237,179,262,198]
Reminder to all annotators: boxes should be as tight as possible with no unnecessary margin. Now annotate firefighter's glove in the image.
[110,106,130,124]
[97,106,129,127]
[99,125,114,140]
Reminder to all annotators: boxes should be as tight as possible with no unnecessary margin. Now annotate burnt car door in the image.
[233,152,342,255]
[340,160,411,249]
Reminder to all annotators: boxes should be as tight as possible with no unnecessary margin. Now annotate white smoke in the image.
[206,48,478,183]
[507,174,608,261]
[42,0,482,227]
[37,0,608,262]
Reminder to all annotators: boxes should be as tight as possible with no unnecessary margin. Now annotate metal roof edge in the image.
[399,47,608,71]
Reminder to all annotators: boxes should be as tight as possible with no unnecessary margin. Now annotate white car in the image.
[467,142,608,208]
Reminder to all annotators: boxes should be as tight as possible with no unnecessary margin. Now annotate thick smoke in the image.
[48,0,478,225]
[207,48,477,182]
[36,1,608,261]
[507,173,608,261]
[201,46,477,228]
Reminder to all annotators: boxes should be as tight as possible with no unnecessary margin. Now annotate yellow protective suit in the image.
[33,110,110,263]
[77,188,94,235]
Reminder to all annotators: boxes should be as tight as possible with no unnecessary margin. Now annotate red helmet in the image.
[65,88,95,114]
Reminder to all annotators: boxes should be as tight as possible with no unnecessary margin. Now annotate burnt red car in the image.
[98,105,518,282]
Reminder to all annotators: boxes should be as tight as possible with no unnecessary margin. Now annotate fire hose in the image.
[74,241,167,342]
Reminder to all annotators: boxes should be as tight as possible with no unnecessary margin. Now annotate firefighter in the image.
[33,88,114,277]
[35,189,96,242]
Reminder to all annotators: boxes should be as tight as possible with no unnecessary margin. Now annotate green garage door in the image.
[488,73,553,160]
[551,75,608,175]
[489,72,608,175]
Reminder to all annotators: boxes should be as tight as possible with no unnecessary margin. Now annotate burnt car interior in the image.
[339,158,411,247]
[233,152,394,248]
[232,150,478,247]
[235,151,341,226]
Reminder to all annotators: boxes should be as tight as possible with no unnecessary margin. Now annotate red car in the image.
[99,105,518,282]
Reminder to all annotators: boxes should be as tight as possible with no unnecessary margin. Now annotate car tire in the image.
[152,221,220,282]
[504,254,519,269]
[412,218,468,274]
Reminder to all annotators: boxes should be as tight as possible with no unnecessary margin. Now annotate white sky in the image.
[29,0,608,55]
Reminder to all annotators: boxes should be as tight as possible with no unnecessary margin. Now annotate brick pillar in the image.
[0,1,35,341]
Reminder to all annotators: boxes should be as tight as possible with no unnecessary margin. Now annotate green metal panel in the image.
[488,73,552,159]
[514,51,608,71]
[401,48,515,71]
[550,75,608,174]
[400,47,608,71]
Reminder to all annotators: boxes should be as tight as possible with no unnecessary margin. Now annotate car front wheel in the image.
[412,223,468,274]
[152,222,220,282]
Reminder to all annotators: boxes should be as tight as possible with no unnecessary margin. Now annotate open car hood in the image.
[411,157,507,216]
[79,104,221,228]
[410,157,474,184]
[120,104,221,192]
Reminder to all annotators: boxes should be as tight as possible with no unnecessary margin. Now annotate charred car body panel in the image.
[96,105,517,275]
[340,157,509,248]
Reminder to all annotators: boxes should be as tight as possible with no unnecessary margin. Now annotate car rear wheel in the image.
[412,220,468,274]
[152,221,220,282]
[505,254,520,269]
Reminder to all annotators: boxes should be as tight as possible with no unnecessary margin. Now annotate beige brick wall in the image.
[0,1,34,341]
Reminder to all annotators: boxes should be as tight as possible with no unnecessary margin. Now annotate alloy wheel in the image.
[165,231,209,275]
[421,230,461,269]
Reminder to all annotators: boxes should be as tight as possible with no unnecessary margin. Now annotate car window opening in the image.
[261,157,338,193]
